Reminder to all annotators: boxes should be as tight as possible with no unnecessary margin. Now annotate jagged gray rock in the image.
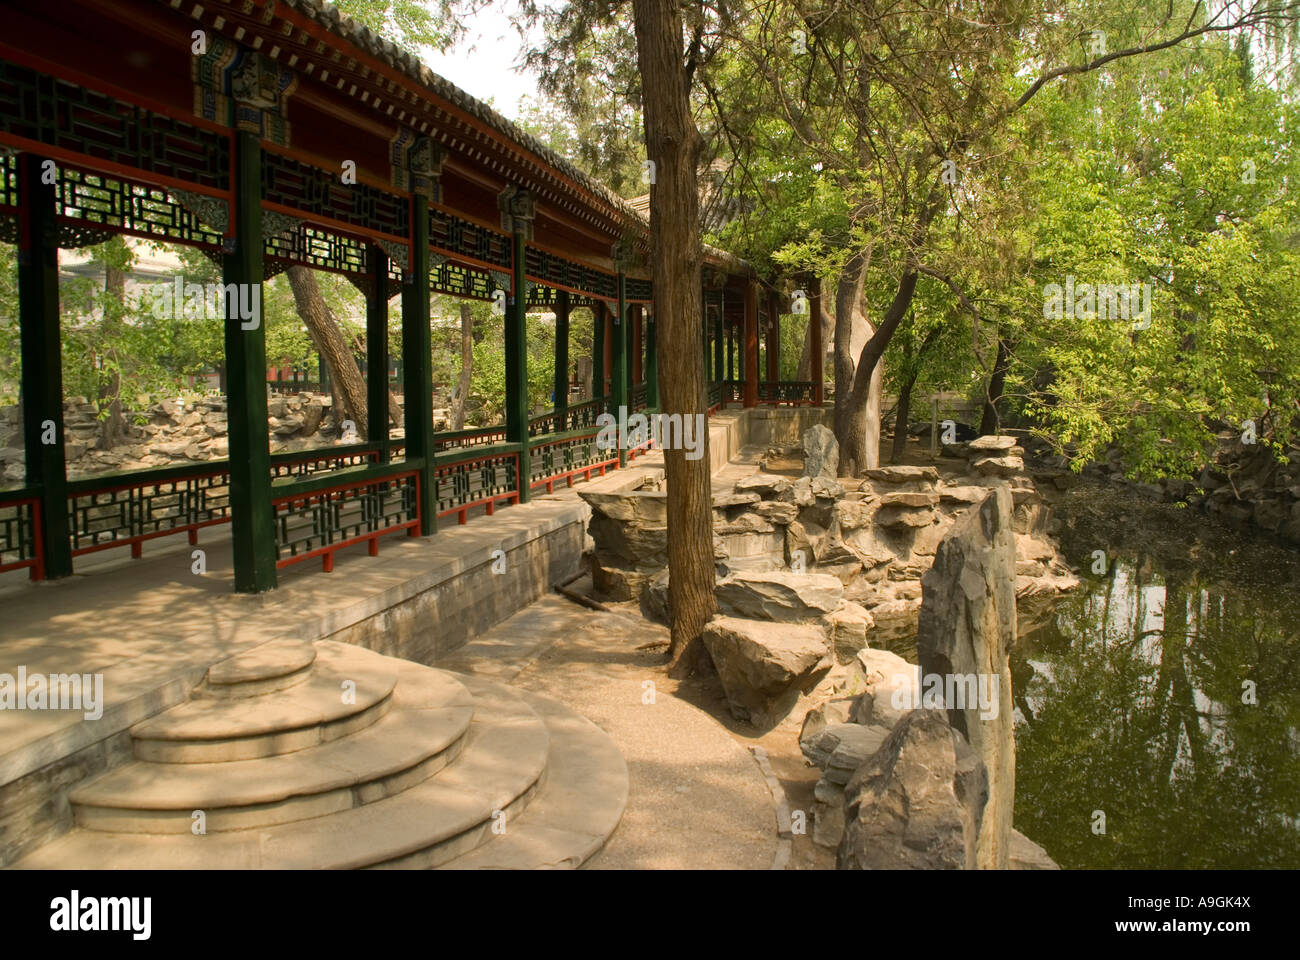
[916,485,1017,869]
[802,424,839,479]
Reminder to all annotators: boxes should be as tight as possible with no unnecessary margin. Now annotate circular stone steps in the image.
[201,639,318,699]
[130,643,400,763]
[12,642,628,870]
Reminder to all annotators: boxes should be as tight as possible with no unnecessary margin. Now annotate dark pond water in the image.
[885,482,1300,869]
[1011,485,1300,869]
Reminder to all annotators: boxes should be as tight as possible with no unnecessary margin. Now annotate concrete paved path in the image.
[441,585,780,870]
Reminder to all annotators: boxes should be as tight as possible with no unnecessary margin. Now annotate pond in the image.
[884,482,1300,869]
[1014,483,1300,869]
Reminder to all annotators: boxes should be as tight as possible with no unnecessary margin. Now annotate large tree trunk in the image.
[841,270,918,472]
[832,253,885,474]
[450,302,473,429]
[979,333,1012,436]
[287,266,371,438]
[96,255,128,450]
[631,0,716,677]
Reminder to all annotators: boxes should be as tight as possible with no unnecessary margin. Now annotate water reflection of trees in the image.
[1014,555,1300,869]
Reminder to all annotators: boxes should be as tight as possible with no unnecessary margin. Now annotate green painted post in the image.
[713,292,724,384]
[17,154,72,579]
[592,302,605,408]
[611,272,628,467]
[505,228,531,503]
[553,289,570,430]
[366,246,390,462]
[223,131,277,592]
[644,308,659,411]
[403,195,437,534]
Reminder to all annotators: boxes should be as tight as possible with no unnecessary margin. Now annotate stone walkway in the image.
[441,581,782,870]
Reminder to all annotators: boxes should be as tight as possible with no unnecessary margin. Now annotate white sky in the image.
[421,2,544,121]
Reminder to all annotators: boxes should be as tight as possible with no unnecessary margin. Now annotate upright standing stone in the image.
[916,485,1017,869]
[801,424,839,479]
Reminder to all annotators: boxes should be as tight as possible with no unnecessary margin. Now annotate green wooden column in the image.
[553,289,570,430]
[505,227,531,503]
[402,195,437,534]
[644,308,659,411]
[610,272,628,467]
[223,131,277,592]
[592,303,605,408]
[367,246,390,462]
[713,292,724,383]
[17,154,72,579]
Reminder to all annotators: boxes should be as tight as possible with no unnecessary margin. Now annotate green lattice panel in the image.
[56,166,225,249]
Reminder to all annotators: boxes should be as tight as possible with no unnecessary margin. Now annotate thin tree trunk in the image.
[979,334,1012,436]
[97,258,127,449]
[451,302,473,430]
[631,0,716,677]
[287,266,371,438]
[891,371,919,463]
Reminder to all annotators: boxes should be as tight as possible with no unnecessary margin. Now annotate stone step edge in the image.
[129,645,402,764]
[69,704,475,834]
[10,675,552,870]
[433,687,629,871]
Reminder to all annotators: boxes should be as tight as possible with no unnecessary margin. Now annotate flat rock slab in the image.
[864,465,939,484]
[715,570,843,622]
[968,435,1019,452]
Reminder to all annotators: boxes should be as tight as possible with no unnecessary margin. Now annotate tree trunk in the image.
[287,266,371,438]
[979,334,1012,436]
[832,253,886,474]
[891,370,919,463]
[96,258,127,449]
[450,301,473,430]
[841,270,918,472]
[631,0,716,677]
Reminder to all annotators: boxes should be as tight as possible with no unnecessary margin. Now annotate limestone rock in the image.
[735,473,793,498]
[801,424,839,479]
[715,570,843,622]
[972,455,1024,477]
[714,491,762,509]
[825,600,874,663]
[716,512,776,535]
[837,709,968,870]
[917,486,1017,869]
[798,696,855,757]
[778,475,816,507]
[804,722,892,783]
[863,464,938,485]
[1010,829,1060,870]
[754,501,799,525]
[968,435,1018,453]
[848,647,920,727]
[701,616,832,728]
